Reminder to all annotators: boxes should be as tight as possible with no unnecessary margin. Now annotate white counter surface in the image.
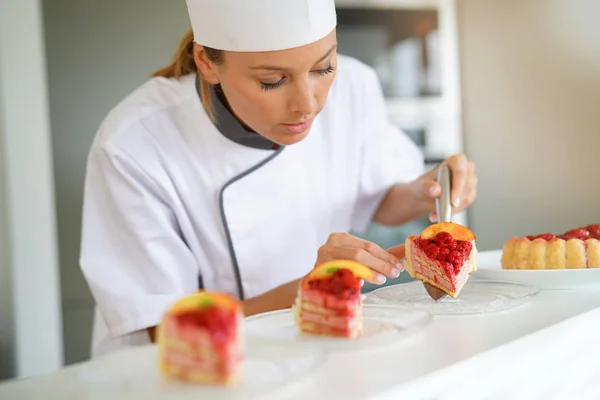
[3,251,600,400]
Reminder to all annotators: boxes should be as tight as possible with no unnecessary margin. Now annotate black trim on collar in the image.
[195,74,278,150]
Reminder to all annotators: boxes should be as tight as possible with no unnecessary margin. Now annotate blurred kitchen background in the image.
[1,0,599,381]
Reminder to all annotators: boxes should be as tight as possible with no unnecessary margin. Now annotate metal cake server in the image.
[423,164,452,301]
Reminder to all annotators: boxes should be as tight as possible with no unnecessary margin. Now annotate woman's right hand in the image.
[315,232,405,285]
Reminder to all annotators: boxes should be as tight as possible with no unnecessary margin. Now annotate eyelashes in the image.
[314,64,336,76]
[260,65,336,91]
[260,79,285,91]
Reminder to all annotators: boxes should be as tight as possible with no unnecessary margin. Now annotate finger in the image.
[466,162,477,202]
[421,180,440,198]
[316,244,391,284]
[327,246,397,284]
[429,211,437,222]
[461,187,477,211]
[335,234,402,267]
[451,166,477,213]
[468,160,476,174]
[386,244,406,262]
[446,154,468,208]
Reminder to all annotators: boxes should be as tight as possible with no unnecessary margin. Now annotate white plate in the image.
[244,304,431,352]
[471,250,600,290]
[364,280,539,315]
[0,345,323,400]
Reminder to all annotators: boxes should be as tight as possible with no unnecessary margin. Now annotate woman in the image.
[80,0,477,357]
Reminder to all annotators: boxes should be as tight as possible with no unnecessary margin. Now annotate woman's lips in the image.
[281,119,313,134]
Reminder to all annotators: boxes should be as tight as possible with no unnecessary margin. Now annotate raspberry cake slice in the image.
[502,224,600,270]
[157,291,243,386]
[293,260,372,339]
[404,222,478,298]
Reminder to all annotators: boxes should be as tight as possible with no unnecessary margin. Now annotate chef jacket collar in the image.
[195,74,279,150]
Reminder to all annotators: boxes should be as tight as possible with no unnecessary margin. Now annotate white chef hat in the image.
[184,0,337,52]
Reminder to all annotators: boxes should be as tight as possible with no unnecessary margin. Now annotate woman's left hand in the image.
[417,153,478,222]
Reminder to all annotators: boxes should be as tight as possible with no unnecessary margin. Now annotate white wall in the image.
[0,73,15,380]
[0,0,64,379]
[42,0,191,364]
[458,0,600,250]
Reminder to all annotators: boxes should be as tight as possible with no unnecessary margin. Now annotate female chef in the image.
[80,0,477,357]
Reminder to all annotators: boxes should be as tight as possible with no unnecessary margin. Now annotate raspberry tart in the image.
[293,260,372,339]
[157,291,243,386]
[403,222,478,298]
[502,224,600,270]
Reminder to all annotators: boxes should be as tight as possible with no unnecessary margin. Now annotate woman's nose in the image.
[289,80,317,115]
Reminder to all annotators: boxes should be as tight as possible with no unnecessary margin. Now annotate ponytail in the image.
[153,29,224,122]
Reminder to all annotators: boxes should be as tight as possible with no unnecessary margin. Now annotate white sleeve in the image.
[80,144,199,338]
[351,67,426,234]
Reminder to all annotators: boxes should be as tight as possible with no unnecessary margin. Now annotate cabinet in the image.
[338,0,468,266]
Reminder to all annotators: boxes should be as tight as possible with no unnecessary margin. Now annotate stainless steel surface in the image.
[435,164,452,224]
[423,282,449,301]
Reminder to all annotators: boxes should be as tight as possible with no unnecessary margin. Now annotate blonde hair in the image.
[152,29,224,121]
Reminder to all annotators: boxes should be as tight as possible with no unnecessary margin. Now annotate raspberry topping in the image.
[535,233,556,241]
[424,243,440,259]
[415,231,473,273]
[175,305,237,344]
[586,224,600,236]
[447,250,464,265]
[438,247,451,261]
[439,261,455,275]
[524,225,600,241]
[307,268,361,299]
[457,241,473,253]
[561,228,590,241]
[434,232,456,248]
[414,237,429,248]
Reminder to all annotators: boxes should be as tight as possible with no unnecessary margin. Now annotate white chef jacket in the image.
[80,54,424,357]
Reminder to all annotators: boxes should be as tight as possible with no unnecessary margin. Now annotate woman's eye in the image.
[313,65,336,76]
[260,78,285,91]
[259,65,336,91]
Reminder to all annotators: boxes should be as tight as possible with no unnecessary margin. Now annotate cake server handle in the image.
[436,164,452,223]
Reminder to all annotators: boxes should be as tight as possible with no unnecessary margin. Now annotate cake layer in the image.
[160,360,240,385]
[297,319,362,338]
[502,237,600,269]
[298,306,361,330]
[413,259,473,298]
[410,252,455,290]
[295,287,361,330]
[299,295,359,315]
[293,278,364,339]
[162,318,241,352]
[301,288,361,311]
[161,346,240,373]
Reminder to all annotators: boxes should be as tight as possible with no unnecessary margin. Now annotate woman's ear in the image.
[193,44,220,85]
